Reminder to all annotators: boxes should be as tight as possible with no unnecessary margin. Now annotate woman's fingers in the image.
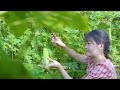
[52,37,60,46]
[48,57,55,63]
[47,63,55,68]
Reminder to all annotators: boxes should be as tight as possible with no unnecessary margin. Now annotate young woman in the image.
[46,29,117,79]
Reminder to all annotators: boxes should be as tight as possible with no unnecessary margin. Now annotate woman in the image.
[46,29,117,79]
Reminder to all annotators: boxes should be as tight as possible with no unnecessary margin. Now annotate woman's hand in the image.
[46,58,61,69]
[51,34,66,48]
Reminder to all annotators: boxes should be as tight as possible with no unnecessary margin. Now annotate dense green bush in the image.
[0,11,120,79]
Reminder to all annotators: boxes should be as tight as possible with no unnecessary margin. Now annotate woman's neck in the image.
[92,55,107,65]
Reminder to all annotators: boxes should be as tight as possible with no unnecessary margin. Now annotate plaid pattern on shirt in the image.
[82,57,117,79]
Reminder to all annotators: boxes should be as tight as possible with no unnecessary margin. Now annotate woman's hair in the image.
[85,29,111,60]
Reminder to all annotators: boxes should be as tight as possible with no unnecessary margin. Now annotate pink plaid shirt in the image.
[82,57,117,79]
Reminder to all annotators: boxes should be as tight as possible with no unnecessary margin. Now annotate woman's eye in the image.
[88,42,91,45]
[86,42,92,45]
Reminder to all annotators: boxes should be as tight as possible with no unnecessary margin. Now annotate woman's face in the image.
[85,40,100,57]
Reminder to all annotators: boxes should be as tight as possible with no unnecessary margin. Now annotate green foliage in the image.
[0,11,89,37]
[0,40,32,79]
[0,11,120,79]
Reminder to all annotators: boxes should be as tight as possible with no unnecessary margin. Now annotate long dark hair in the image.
[85,29,111,60]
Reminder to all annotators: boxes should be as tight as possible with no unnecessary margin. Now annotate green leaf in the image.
[0,39,33,79]
[0,11,89,37]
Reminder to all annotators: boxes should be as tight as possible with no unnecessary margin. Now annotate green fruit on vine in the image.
[42,47,49,67]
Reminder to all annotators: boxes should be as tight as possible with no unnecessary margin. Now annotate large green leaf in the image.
[0,11,28,37]
[0,39,33,79]
[0,11,89,37]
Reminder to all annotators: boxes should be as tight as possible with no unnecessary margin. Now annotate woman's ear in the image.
[98,44,104,50]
